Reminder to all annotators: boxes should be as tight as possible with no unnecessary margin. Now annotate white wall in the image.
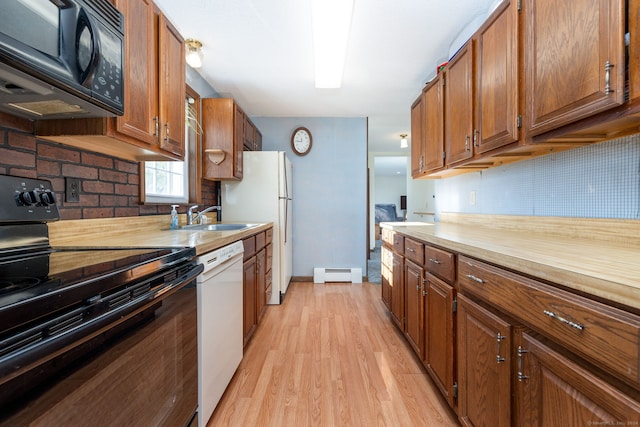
[374,175,405,218]
[252,117,368,277]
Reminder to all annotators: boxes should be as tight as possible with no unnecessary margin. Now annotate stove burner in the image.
[0,277,41,295]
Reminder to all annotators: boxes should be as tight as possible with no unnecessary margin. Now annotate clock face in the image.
[291,127,312,156]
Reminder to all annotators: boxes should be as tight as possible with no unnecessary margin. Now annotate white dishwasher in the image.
[197,240,244,427]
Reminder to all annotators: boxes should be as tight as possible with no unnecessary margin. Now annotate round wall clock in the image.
[291,127,312,156]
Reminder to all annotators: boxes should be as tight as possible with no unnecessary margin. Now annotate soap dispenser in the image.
[170,205,179,230]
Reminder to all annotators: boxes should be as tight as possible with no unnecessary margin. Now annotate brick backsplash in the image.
[0,127,218,220]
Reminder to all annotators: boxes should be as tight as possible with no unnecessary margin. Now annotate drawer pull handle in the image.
[428,258,442,264]
[543,310,584,331]
[466,274,484,284]
[517,346,529,381]
[408,248,416,253]
[496,332,506,363]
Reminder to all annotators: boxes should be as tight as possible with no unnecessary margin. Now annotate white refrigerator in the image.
[221,151,293,304]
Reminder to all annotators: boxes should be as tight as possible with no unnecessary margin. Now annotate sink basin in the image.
[178,223,258,231]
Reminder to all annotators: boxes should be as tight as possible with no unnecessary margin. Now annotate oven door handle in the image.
[0,262,203,384]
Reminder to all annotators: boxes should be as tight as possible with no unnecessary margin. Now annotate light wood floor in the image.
[208,281,459,426]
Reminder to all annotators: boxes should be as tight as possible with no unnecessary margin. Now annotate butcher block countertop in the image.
[381,213,640,311]
[48,214,273,256]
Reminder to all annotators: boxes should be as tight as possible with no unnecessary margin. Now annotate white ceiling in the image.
[154,0,499,153]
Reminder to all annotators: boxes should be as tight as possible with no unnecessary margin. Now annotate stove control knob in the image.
[39,190,57,206]
[18,190,38,206]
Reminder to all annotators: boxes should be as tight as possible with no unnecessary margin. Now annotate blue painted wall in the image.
[434,134,640,219]
[252,117,368,277]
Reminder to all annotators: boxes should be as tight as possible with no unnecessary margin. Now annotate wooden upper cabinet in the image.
[410,94,425,177]
[475,0,519,153]
[202,98,244,180]
[36,0,186,161]
[423,77,445,172]
[115,0,157,146]
[444,41,475,166]
[524,0,625,136]
[157,14,186,156]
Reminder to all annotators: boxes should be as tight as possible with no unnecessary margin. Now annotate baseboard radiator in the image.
[313,267,362,284]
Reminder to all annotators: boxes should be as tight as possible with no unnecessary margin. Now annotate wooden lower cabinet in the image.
[243,255,257,345]
[424,274,455,408]
[515,331,640,426]
[255,247,267,321]
[242,228,273,346]
[457,294,513,427]
[390,252,405,330]
[380,245,392,310]
[405,259,425,358]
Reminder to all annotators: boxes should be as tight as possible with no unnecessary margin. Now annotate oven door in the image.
[0,262,202,426]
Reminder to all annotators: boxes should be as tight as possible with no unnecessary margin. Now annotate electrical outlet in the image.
[65,177,81,202]
[469,191,476,206]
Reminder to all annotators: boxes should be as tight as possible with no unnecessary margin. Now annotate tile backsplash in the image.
[435,134,640,219]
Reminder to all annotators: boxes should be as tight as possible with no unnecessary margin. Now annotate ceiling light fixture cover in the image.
[400,134,408,148]
[312,0,354,88]
[185,38,203,68]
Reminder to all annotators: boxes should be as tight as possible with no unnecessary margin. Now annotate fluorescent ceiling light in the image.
[312,0,354,88]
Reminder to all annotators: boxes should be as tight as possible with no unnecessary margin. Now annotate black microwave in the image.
[0,0,124,119]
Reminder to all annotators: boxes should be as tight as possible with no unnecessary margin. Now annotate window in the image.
[143,91,200,204]
[144,156,188,204]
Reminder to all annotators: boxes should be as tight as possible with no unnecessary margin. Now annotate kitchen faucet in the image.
[187,205,222,225]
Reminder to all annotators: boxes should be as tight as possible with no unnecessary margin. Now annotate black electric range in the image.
[0,174,202,413]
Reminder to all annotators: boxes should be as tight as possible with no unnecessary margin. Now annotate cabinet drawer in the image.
[392,234,404,254]
[458,256,640,388]
[243,236,256,259]
[404,238,424,265]
[255,231,266,250]
[265,227,273,244]
[424,246,455,284]
[381,228,394,246]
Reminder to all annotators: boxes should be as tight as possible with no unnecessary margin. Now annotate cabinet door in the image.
[255,130,263,151]
[410,94,425,177]
[380,246,393,309]
[424,275,455,408]
[256,248,267,321]
[233,104,244,179]
[390,253,405,330]
[202,98,243,180]
[458,294,512,427]
[475,0,519,153]
[445,41,475,165]
[516,331,640,426]
[157,14,185,157]
[114,0,158,146]
[405,260,425,358]
[525,0,625,136]
[243,257,257,345]
[424,77,445,172]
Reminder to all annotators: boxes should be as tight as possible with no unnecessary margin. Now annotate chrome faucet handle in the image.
[187,205,199,225]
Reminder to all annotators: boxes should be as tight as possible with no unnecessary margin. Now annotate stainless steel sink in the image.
[178,223,259,231]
